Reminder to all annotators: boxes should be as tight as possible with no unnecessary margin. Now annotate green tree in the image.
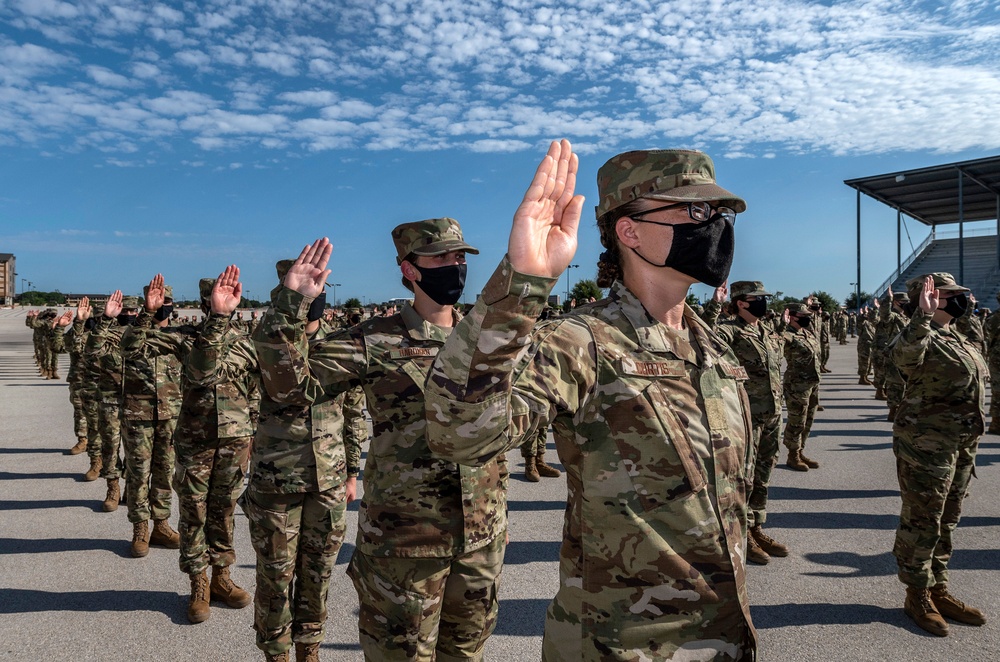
[685,293,700,307]
[18,291,66,306]
[569,279,603,303]
[343,297,362,309]
[844,290,873,310]
[809,290,838,313]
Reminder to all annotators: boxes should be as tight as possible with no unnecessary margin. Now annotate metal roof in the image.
[844,155,1000,226]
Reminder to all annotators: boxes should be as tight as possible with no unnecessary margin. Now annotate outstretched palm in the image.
[284,238,332,299]
[508,140,585,278]
[145,274,165,312]
[212,265,243,315]
[104,291,123,318]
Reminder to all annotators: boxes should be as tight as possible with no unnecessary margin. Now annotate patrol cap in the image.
[40,308,58,318]
[199,278,216,304]
[786,302,813,316]
[595,149,747,219]
[121,296,141,310]
[142,284,174,301]
[905,272,970,295]
[730,281,771,299]
[275,259,295,282]
[391,218,479,265]
[892,292,910,303]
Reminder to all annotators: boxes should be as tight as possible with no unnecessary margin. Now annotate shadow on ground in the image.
[0,588,188,624]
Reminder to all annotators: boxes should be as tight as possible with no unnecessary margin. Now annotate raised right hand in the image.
[77,296,91,321]
[104,290,123,318]
[145,274,165,312]
[508,140,585,278]
[919,276,939,314]
[284,238,332,299]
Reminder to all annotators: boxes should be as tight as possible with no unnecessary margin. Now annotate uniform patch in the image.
[389,347,439,359]
[717,363,749,380]
[619,356,686,378]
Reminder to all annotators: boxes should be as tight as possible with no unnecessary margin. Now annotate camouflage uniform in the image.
[121,282,256,577]
[873,296,906,398]
[426,254,756,661]
[982,295,1000,431]
[819,311,832,371]
[857,309,877,382]
[782,303,822,458]
[254,219,508,662]
[879,295,910,417]
[121,293,183,528]
[714,282,783,532]
[244,263,370,657]
[891,274,986,593]
[954,302,986,356]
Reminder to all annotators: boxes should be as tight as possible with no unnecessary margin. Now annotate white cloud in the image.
[86,65,133,88]
[252,51,297,76]
[131,61,161,79]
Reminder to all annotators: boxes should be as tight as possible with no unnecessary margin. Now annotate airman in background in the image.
[783,302,822,472]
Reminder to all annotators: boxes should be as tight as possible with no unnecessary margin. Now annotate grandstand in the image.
[845,155,1000,308]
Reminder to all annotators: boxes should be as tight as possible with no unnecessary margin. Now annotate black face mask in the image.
[117,313,137,326]
[796,315,812,329]
[414,263,466,306]
[84,317,98,331]
[941,293,969,319]
[745,298,768,319]
[307,292,327,322]
[631,213,734,287]
[153,304,173,322]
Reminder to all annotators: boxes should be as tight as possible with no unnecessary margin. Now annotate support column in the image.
[856,189,862,308]
[959,171,965,284]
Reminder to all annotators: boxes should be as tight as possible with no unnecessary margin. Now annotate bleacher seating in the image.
[883,235,1000,305]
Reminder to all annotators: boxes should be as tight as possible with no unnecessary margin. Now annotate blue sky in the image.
[2,0,999,305]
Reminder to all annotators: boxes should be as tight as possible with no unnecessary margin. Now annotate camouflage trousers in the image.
[520,426,546,458]
[122,418,176,524]
[820,340,830,368]
[782,381,819,451]
[892,431,979,588]
[748,413,782,528]
[871,349,887,389]
[98,399,124,480]
[857,345,872,378]
[246,485,348,656]
[69,381,88,440]
[173,434,251,576]
[884,365,906,412]
[347,533,506,662]
[79,388,102,460]
[989,364,1000,424]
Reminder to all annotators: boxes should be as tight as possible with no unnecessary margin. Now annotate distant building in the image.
[64,293,111,307]
[0,253,14,306]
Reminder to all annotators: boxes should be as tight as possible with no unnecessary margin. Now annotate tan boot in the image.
[751,525,789,557]
[816,405,825,412]
[746,532,770,565]
[904,587,949,636]
[786,449,809,472]
[875,387,887,401]
[930,585,986,625]
[68,437,87,455]
[858,375,872,386]
[130,520,149,558]
[84,456,102,482]
[210,566,252,609]
[149,519,180,549]
[523,456,540,482]
[102,479,120,512]
[535,452,561,478]
[799,451,820,469]
[51,371,60,380]
[294,642,321,662]
[187,570,211,623]
[266,653,290,662]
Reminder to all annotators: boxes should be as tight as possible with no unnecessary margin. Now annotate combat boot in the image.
[930,585,986,625]
[523,456,540,482]
[535,452,561,478]
[51,370,60,380]
[858,375,872,386]
[187,570,211,623]
[785,449,809,472]
[68,437,87,455]
[130,520,149,558]
[751,525,789,557]
[102,478,120,512]
[799,451,820,469]
[887,406,897,422]
[265,653,289,662]
[210,566,252,609]
[904,587,949,636]
[746,533,770,565]
[149,519,180,549]
[295,642,321,662]
[84,456,102,482]
[875,387,887,401]
[816,405,825,411]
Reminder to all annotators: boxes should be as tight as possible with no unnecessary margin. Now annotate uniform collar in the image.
[609,280,700,364]
[400,301,460,343]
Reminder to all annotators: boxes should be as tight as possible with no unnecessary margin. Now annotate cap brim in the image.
[937,284,970,292]
[645,183,747,213]
[411,240,480,257]
[743,288,772,297]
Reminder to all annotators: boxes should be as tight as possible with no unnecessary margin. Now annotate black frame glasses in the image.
[630,201,737,225]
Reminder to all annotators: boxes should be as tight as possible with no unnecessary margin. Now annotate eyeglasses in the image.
[630,201,737,225]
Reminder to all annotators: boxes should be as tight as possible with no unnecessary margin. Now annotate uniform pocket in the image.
[347,552,427,658]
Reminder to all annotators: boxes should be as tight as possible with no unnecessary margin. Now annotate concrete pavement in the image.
[1,310,998,661]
